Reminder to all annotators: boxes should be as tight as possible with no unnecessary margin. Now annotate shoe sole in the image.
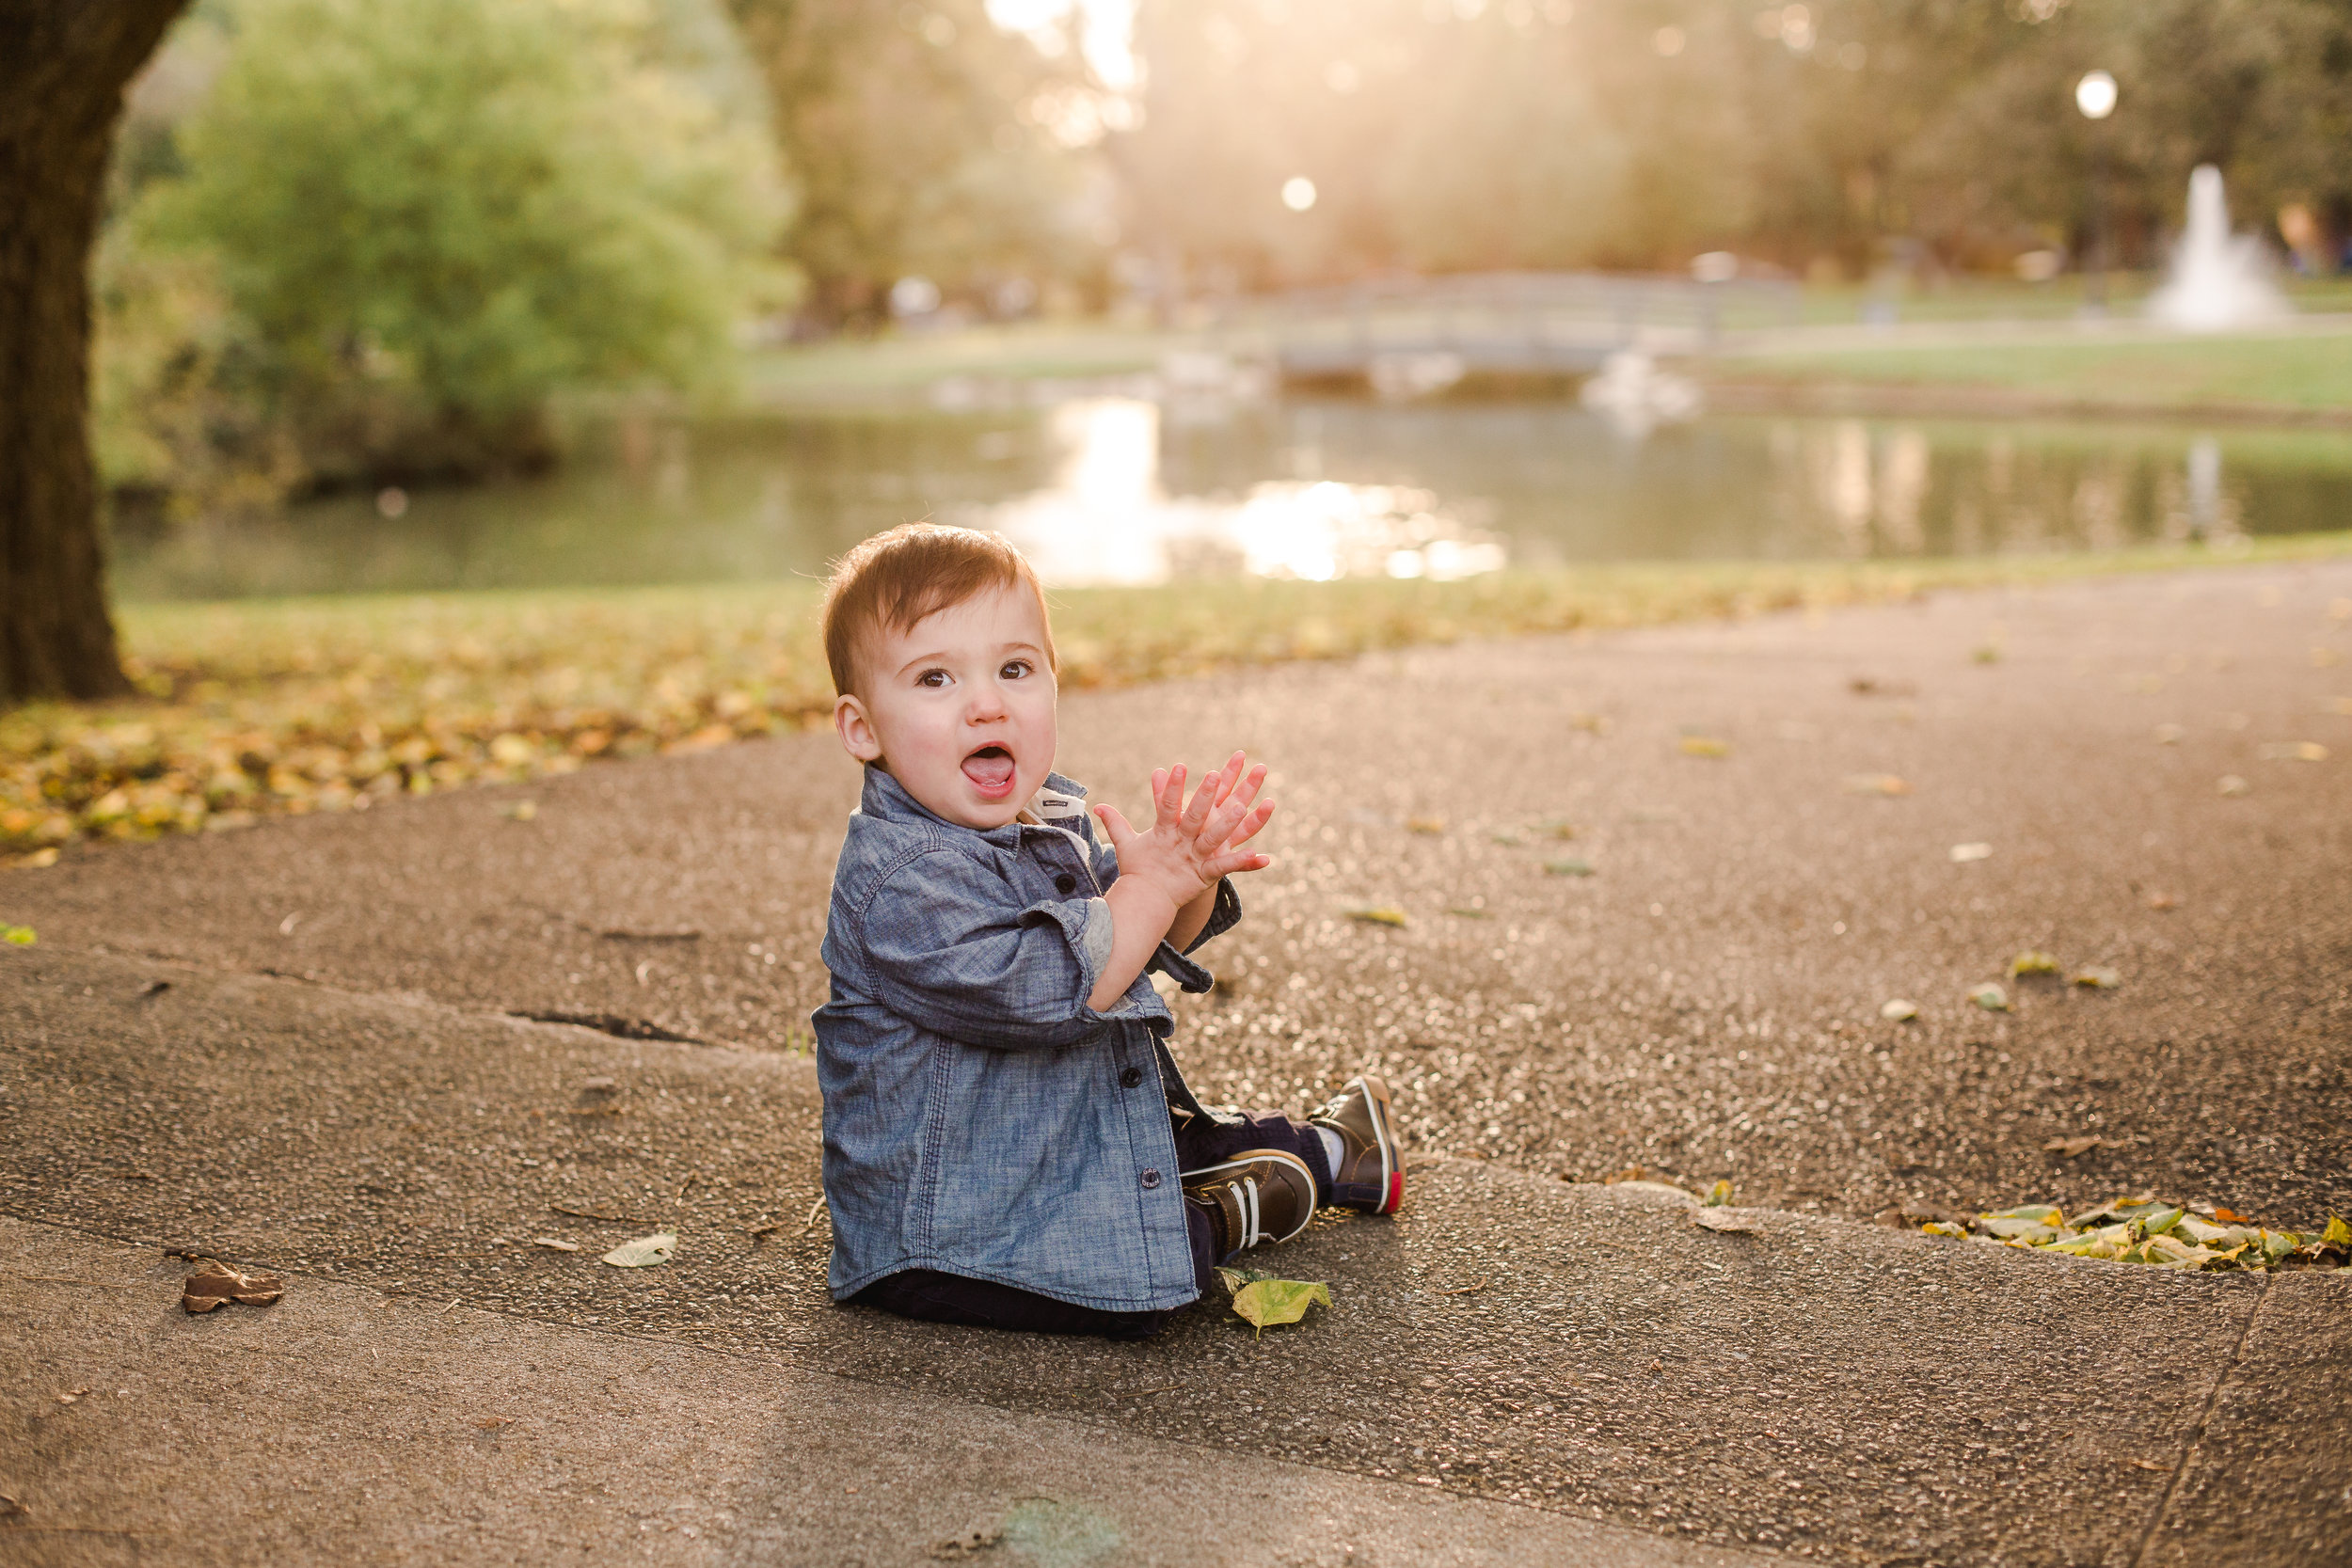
[1355,1072,1404,1215]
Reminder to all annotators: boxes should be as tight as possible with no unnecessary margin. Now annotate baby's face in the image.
[834,583,1058,830]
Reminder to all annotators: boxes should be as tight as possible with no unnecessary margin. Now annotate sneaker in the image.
[1310,1074,1405,1214]
[1182,1149,1316,1255]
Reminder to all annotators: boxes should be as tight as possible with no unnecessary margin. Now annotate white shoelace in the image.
[1238,1176,1262,1248]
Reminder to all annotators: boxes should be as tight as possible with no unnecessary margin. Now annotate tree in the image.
[731,0,1102,326]
[0,0,187,704]
[139,0,787,488]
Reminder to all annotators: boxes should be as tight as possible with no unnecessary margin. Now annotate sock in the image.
[1315,1126,1345,1180]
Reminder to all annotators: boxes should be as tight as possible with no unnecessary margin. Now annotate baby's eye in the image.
[915,668,951,689]
[1000,659,1032,680]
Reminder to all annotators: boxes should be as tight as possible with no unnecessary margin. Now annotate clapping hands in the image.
[1093,750,1276,912]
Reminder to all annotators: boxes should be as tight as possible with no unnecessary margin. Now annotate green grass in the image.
[1714,330,2352,415]
[8,534,2350,861]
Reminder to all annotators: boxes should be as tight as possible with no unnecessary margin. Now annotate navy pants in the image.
[853,1107,1332,1340]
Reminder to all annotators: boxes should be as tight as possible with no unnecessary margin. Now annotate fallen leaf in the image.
[2146,892,2179,911]
[2212,1207,2255,1225]
[2043,1135,2112,1158]
[56,1387,90,1404]
[181,1259,285,1313]
[2217,775,2250,797]
[1702,1180,1734,1207]
[1536,818,1577,840]
[1949,842,1992,863]
[2124,1458,2168,1473]
[599,1232,675,1268]
[2010,951,2060,978]
[1971,643,2002,664]
[497,800,538,821]
[1544,858,1595,878]
[1969,982,2010,1012]
[1445,905,1490,919]
[2,926,34,946]
[529,1237,580,1253]
[1880,998,1919,1022]
[1692,1207,1760,1234]
[1344,906,1407,927]
[1405,816,1445,835]
[1218,1270,1331,1337]
[2256,741,2328,763]
[1842,774,1911,796]
[1678,736,1731,758]
[2072,966,2121,989]
[473,1416,514,1431]
[2327,1216,2352,1248]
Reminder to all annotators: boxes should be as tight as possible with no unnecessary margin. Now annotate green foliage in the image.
[731,0,1106,325]
[103,0,786,506]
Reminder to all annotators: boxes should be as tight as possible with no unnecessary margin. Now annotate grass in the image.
[7,533,2351,862]
[1712,330,2352,415]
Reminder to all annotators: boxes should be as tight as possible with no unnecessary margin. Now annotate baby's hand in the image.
[1093,751,1275,911]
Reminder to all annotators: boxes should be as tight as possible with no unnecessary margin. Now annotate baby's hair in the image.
[820,523,1057,697]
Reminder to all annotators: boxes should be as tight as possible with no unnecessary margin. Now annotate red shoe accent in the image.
[1384,1171,1405,1214]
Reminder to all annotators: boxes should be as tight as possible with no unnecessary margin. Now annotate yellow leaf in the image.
[1227,1276,1330,1338]
[1679,736,1731,758]
[1344,906,1407,927]
[2010,951,2060,977]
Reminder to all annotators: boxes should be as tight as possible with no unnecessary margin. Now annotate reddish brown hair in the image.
[821,524,1056,697]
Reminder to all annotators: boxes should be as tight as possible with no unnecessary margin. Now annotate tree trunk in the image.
[0,0,190,705]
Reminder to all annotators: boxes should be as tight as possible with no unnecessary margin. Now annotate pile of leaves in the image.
[7,537,2345,863]
[1923,1196,2351,1273]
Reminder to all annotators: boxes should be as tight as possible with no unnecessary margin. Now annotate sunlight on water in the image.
[975,398,1507,586]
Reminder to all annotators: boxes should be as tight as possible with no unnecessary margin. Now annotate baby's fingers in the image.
[1216,799,1276,851]
[1179,766,1226,833]
[1200,764,1269,845]
[1155,764,1186,829]
[1205,847,1273,879]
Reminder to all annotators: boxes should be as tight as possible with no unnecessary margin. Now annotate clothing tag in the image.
[1029,787,1089,822]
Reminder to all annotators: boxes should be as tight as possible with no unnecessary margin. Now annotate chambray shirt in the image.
[815,766,1241,1312]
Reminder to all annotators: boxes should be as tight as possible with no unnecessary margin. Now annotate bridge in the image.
[1206,270,1802,388]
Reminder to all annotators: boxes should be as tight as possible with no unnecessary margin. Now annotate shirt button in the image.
[1119,1066,1144,1088]
[1139,1169,1163,1189]
[1055,874,1076,895]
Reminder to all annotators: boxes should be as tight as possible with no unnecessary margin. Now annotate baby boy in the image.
[813,523,1405,1338]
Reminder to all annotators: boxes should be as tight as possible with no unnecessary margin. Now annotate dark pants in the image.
[852,1107,1331,1340]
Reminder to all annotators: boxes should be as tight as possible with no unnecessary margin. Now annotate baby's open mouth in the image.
[961,744,1016,797]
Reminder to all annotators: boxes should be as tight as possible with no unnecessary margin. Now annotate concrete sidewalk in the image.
[4,945,2346,1566]
[5,560,2351,1564]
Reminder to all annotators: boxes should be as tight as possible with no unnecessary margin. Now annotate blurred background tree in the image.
[100,0,788,521]
[731,0,1116,328]
[1116,0,2352,289]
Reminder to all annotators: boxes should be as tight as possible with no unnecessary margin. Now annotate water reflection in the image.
[105,398,2350,601]
[975,398,1505,585]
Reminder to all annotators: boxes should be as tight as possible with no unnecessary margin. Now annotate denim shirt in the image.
[815,765,1242,1311]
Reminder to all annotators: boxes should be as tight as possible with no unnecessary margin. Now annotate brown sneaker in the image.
[1309,1074,1405,1214]
[1182,1149,1316,1256]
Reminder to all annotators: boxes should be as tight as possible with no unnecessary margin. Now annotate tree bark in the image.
[0,0,189,704]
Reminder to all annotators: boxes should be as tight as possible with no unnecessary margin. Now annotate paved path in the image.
[4,561,2349,1565]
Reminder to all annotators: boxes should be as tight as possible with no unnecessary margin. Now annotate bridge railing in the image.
[1203,270,1802,374]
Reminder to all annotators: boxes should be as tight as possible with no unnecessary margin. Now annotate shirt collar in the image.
[858,764,1089,841]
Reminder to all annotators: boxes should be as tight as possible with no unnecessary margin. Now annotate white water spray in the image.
[2149,165,2288,332]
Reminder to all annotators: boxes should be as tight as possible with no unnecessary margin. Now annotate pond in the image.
[108,395,2352,601]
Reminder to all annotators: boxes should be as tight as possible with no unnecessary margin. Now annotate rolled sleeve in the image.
[857,850,1123,1050]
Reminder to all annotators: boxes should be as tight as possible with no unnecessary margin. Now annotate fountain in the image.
[2148,165,2289,332]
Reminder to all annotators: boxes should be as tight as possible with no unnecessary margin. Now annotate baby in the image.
[813,523,1405,1338]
